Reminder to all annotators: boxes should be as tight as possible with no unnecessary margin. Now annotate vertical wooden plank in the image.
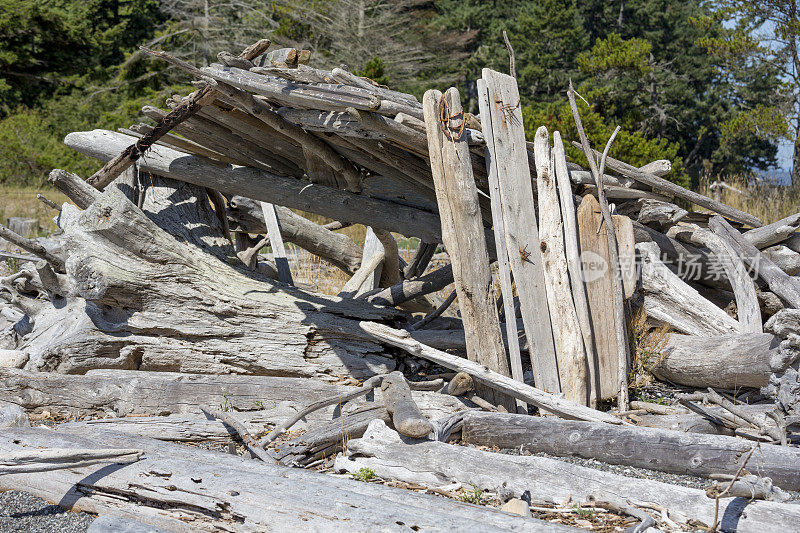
[533,127,588,405]
[260,201,293,284]
[552,131,599,405]
[577,195,635,400]
[480,69,560,395]
[477,78,526,413]
[358,227,384,295]
[422,87,514,410]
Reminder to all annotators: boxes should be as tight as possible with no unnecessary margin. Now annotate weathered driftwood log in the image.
[763,245,800,276]
[0,428,562,532]
[637,242,739,335]
[336,420,798,532]
[365,265,454,307]
[710,215,800,310]
[633,199,688,229]
[650,333,782,389]
[360,322,622,424]
[381,371,433,438]
[423,87,513,410]
[573,143,762,227]
[9,180,401,378]
[64,130,444,242]
[534,127,586,403]
[744,212,800,249]
[460,411,800,490]
[0,447,142,474]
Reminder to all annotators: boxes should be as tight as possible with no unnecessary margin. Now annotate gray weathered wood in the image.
[744,212,800,249]
[64,130,444,242]
[651,333,781,389]
[381,371,433,438]
[260,202,293,284]
[710,215,800,309]
[0,447,142,474]
[534,127,587,403]
[460,411,800,490]
[763,245,800,275]
[359,322,622,424]
[423,87,512,410]
[336,420,798,532]
[478,71,559,396]
[553,133,599,405]
[572,143,762,227]
[0,428,565,532]
[637,242,739,335]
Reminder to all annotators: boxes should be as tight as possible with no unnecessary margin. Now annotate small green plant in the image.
[255,400,264,410]
[350,467,376,482]
[459,484,483,504]
[572,505,595,517]
[219,394,232,412]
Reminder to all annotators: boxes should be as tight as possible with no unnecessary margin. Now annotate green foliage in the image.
[458,484,484,505]
[578,33,652,76]
[350,467,376,482]
[357,57,389,86]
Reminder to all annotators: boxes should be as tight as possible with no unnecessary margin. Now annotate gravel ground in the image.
[0,491,94,533]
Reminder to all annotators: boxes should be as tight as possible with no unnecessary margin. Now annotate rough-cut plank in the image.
[460,411,800,491]
[64,130,444,242]
[533,128,586,403]
[650,333,781,389]
[260,201,293,284]
[478,70,558,395]
[336,420,798,532]
[0,428,564,533]
[638,242,739,335]
[423,87,512,410]
[552,133,600,405]
[710,215,800,309]
[577,195,634,400]
[360,322,622,424]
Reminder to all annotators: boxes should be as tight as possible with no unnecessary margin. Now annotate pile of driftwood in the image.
[0,38,798,531]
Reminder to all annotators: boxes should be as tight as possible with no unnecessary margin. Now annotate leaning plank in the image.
[0,428,566,532]
[340,227,383,297]
[553,133,599,405]
[260,202,293,284]
[336,420,798,532]
[478,70,558,395]
[64,130,444,242]
[533,127,587,404]
[572,143,762,227]
[359,322,622,424]
[423,87,513,410]
[460,411,800,491]
[650,333,781,389]
[637,242,739,336]
[710,215,800,309]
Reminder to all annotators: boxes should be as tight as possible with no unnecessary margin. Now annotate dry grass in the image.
[696,174,800,225]
[0,186,70,235]
[628,308,671,390]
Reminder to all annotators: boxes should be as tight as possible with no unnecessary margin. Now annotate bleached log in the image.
[709,215,800,309]
[359,322,622,424]
[763,245,800,275]
[534,128,586,403]
[638,159,672,176]
[64,130,445,242]
[0,428,561,532]
[381,371,433,438]
[460,411,800,490]
[650,333,781,389]
[744,212,800,249]
[638,242,739,335]
[634,199,688,228]
[0,447,142,474]
[336,420,799,532]
[423,87,513,410]
[581,185,672,202]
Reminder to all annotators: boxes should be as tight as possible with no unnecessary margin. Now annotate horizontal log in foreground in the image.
[64,129,444,242]
[460,411,800,491]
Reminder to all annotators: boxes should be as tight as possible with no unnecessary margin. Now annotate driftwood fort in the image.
[0,38,798,532]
